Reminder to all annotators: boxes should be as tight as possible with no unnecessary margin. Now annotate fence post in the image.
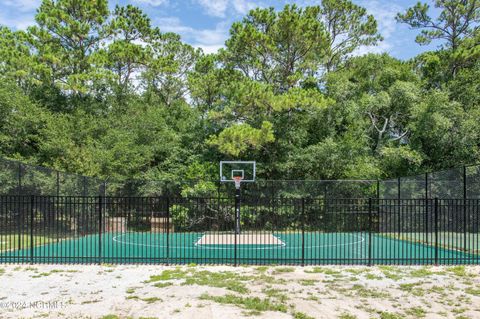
[56,171,60,197]
[463,166,467,253]
[83,176,87,197]
[397,177,401,200]
[434,198,439,265]
[166,197,170,265]
[30,195,34,264]
[301,198,305,267]
[376,180,380,199]
[18,163,22,196]
[98,195,102,264]
[368,198,372,266]
[425,173,429,245]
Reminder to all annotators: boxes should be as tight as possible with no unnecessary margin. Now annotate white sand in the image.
[0,264,479,319]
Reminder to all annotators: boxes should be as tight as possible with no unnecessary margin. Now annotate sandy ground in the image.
[0,264,480,319]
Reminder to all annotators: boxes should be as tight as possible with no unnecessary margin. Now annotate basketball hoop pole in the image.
[234,177,242,235]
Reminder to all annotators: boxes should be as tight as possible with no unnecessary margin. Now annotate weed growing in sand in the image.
[379,312,403,319]
[255,266,269,273]
[299,279,316,286]
[293,311,315,319]
[365,273,382,280]
[404,307,426,318]
[409,267,436,277]
[147,268,250,293]
[153,282,172,288]
[448,266,470,277]
[200,293,288,313]
[304,267,343,278]
[274,267,295,273]
[466,287,480,296]
[378,266,403,280]
[351,284,390,299]
[262,288,289,302]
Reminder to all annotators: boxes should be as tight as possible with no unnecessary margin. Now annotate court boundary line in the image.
[111,232,366,251]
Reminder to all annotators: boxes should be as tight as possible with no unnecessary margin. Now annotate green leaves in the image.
[208,121,275,157]
[396,0,480,50]
[320,0,382,70]
[0,0,478,185]
[222,5,329,92]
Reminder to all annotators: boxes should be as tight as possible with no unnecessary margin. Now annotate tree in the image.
[221,5,329,92]
[408,90,480,168]
[319,0,382,71]
[101,5,159,99]
[28,0,110,97]
[0,28,39,89]
[143,33,199,107]
[396,0,480,51]
[0,81,52,160]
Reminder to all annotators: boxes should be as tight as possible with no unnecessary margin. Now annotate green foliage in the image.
[396,0,479,50]
[208,121,275,157]
[170,205,189,229]
[199,293,288,313]
[0,0,478,187]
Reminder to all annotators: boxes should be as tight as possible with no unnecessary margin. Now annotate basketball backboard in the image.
[220,161,256,183]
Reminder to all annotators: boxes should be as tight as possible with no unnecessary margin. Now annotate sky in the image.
[0,0,441,60]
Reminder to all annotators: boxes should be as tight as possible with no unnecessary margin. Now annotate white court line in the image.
[193,233,287,249]
[112,233,366,251]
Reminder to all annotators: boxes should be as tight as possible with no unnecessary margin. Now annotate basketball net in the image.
[233,176,243,190]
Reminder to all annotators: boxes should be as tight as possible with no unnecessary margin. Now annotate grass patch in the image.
[262,288,289,302]
[404,307,426,318]
[299,279,316,286]
[399,282,425,296]
[255,274,287,285]
[448,266,470,277]
[304,267,342,277]
[146,268,189,282]
[409,267,435,277]
[293,311,315,319]
[0,234,57,252]
[153,282,173,288]
[379,312,403,319]
[273,267,295,273]
[378,266,403,280]
[100,315,119,319]
[466,287,480,296]
[351,284,390,298]
[200,293,288,313]
[148,268,250,293]
[255,266,269,273]
[338,313,357,319]
[141,297,163,304]
[365,273,382,280]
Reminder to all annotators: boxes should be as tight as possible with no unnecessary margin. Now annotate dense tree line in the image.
[0,0,479,194]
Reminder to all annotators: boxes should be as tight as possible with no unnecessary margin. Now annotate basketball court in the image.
[1,230,477,265]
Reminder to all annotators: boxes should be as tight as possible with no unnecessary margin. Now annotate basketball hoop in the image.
[233,176,243,189]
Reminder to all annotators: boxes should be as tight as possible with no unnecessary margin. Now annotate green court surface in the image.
[1,231,478,265]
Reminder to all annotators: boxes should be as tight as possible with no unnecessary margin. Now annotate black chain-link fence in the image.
[1,157,480,200]
[0,158,377,198]
[379,164,480,199]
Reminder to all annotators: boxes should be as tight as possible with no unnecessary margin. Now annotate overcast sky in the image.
[0,0,440,60]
